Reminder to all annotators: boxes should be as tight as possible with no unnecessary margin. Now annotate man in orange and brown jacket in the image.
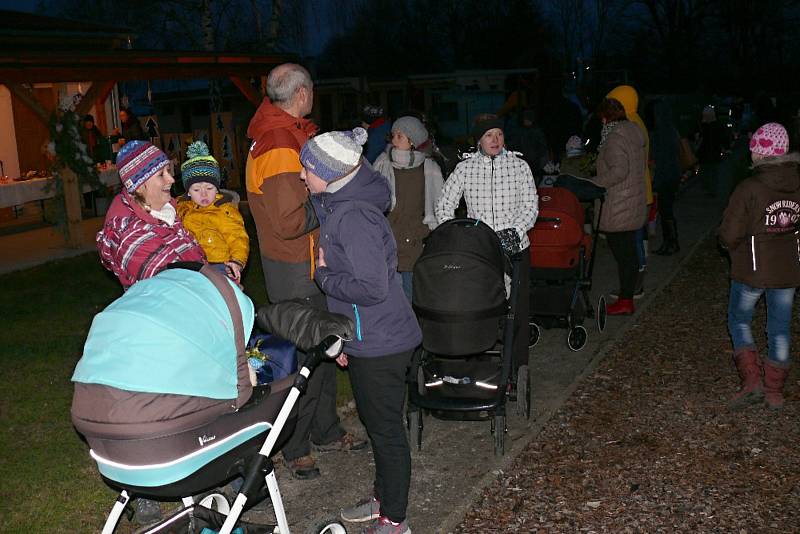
[246,63,366,480]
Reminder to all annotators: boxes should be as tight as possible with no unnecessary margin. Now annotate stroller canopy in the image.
[72,268,254,400]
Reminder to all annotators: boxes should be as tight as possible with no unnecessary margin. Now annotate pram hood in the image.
[72,268,254,401]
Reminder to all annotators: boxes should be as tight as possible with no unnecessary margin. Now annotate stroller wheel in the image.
[515,365,531,420]
[492,414,506,456]
[307,518,348,534]
[528,322,540,348]
[596,295,607,332]
[567,325,588,351]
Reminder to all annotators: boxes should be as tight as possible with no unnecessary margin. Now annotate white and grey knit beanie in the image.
[300,128,368,182]
[392,116,429,148]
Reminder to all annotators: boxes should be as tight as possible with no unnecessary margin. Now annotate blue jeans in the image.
[400,271,413,303]
[728,280,795,365]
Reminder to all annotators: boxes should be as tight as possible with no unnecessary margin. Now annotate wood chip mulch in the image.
[458,240,800,533]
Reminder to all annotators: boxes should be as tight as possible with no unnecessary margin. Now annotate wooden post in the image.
[60,167,85,248]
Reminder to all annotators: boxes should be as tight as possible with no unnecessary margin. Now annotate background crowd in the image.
[84,60,800,534]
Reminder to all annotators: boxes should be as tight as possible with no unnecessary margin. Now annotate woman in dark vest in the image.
[373,116,444,301]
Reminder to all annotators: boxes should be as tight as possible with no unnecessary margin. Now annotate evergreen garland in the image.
[45,105,103,234]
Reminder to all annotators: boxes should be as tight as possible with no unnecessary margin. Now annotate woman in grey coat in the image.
[592,98,647,315]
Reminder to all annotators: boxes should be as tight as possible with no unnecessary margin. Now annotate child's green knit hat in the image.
[181,141,220,190]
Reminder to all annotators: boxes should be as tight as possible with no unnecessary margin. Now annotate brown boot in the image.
[286,454,321,480]
[729,349,763,409]
[763,360,790,410]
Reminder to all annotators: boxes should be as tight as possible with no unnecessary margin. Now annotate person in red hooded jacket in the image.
[245,63,365,480]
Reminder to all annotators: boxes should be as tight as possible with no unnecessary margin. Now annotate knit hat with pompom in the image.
[299,127,368,182]
[181,141,220,190]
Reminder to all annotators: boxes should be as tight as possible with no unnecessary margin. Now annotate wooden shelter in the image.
[0,9,289,246]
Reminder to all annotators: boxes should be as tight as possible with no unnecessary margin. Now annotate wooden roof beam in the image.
[6,83,49,125]
[74,80,116,116]
[229,76,263,107]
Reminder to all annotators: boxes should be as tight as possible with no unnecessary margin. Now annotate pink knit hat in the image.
[750,122,789,157]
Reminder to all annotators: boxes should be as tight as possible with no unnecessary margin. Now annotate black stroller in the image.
[71,265,351,534]
[407,218,526,456]
[527,174,608,351]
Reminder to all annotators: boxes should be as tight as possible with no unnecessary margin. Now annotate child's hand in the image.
[335,353,348,368]
[225,261,242,282]
[317,246,327,267]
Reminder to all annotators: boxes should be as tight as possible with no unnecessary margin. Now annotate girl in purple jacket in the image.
[300,128,421,534]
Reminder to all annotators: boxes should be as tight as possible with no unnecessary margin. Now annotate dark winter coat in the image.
[593,121,647,232]
[651,101,681,193]
[121,117,148,142]
[365,119,392,164]
[311,163,422,358]
[719,153,800,288]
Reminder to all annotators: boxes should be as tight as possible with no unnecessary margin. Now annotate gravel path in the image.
[457,239,800,533]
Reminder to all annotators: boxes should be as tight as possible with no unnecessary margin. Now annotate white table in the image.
[0,168,119,209]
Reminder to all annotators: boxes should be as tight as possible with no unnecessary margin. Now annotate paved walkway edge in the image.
[437,227,716,534]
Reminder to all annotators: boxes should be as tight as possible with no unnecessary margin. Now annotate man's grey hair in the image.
[266,63,312,104]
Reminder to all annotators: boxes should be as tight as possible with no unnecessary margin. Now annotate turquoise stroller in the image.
[71,265,350,534]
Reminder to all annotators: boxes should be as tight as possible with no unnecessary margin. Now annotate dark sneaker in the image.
[341,496,380,523]
[313,432,368,453]
[133,498,162,525]
[360,516,411,534]
[287,455,321,480]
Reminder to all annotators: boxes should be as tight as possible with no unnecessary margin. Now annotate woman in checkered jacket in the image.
[435,115,538,370]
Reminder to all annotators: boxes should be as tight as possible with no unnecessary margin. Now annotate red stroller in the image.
[527,175,607,351]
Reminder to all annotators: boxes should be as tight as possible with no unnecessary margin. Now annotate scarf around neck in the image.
[599,121,621,151]
[373,147,443,230]
[148,202,177,226]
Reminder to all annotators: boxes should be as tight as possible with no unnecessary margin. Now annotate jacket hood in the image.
[607,85,639,117]
[752,152,800,192]
[246,98,318,145]
[318,162,391,213]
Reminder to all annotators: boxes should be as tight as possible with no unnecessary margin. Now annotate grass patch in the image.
[0,230,352,531]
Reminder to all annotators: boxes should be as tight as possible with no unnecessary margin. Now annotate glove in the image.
[496,228,521,255]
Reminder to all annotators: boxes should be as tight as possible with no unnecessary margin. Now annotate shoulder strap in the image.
[199,265,251,409]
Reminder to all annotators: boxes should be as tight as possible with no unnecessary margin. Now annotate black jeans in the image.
[605,231,638,300]
[514,248,531,369]
[281,292,345,460]
[347,350,413,523]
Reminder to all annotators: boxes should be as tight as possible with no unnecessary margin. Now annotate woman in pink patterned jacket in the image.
[97,140,206,290]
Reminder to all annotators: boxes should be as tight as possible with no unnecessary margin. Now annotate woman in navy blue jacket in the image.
[300,128,421,534]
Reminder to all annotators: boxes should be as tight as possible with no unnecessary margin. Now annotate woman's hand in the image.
[317,246,327,267]
[225,261,242,282]
[335,353,348,368]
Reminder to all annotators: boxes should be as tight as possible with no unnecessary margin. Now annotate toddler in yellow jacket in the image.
[177,141,249,282]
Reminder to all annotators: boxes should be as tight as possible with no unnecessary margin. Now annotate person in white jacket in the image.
[435,114,538,371]
[374,116,444,301]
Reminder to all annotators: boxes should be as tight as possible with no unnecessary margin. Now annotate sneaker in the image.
[286,454,321,480]
[360,516,411,534]
[313,432,369,453]
[341,496,381,523]
[133,498,162,525]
